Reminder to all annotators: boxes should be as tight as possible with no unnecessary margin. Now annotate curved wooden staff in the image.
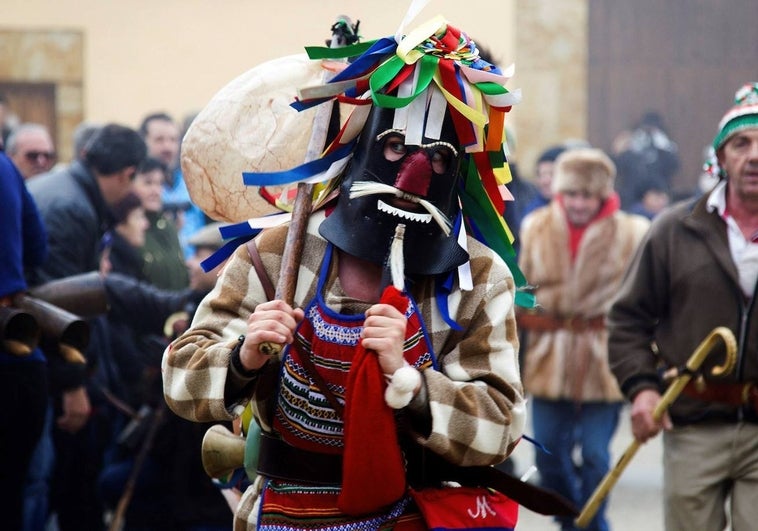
[574,326,737,528]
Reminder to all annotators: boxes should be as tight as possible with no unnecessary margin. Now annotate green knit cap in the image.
[712,82,758,151]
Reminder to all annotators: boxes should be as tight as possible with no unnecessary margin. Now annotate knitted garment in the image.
[339,285,412,515]
[269,247,433,522]
[713,82,758,151]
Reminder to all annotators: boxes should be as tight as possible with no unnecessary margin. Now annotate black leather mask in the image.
[319,105,469,275]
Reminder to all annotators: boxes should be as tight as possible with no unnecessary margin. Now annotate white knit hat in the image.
[713,82,758,152]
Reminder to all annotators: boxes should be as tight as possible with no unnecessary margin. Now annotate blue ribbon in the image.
[242,141,355,187]
[433,215,465,331]
[199,234,257,273]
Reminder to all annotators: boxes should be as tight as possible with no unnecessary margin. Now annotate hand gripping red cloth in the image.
[338,285,409,515]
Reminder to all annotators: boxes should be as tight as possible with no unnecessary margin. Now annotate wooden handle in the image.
[254,40,338,358]
[574,440,641,527]
[257,180,315,358]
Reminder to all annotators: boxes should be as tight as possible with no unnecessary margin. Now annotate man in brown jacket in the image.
[608,83,758,531]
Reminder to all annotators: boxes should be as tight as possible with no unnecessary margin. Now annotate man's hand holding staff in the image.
[574,326,737,528]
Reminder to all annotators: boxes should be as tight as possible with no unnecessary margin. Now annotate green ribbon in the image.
[304,40,377,60]
[475,82,510,96]
[370,55,438,108]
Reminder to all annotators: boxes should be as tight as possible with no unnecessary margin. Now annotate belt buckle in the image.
[741,383,756,404]
[563,316,584,332]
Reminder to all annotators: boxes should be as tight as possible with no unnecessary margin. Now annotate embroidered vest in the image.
[272,244,435,453]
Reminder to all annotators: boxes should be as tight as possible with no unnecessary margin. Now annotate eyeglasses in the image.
[24,151,56,163]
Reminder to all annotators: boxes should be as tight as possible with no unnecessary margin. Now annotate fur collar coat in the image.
[518,200,650,402]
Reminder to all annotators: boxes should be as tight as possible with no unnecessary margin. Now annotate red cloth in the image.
[410,487,518,531]
[338,285,408,515]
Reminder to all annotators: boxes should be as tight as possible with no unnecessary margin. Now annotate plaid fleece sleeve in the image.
[162,243,267,423]
[162,221,324,425]
[413,241,526,466]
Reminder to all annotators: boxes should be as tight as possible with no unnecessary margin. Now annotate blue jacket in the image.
[0,152,47,363]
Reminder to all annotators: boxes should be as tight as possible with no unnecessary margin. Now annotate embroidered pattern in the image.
[308,305,362,345]
[258,480,411,531]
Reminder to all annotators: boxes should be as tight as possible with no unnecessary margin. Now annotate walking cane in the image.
[574,326,737,528]
[108,403,167,531]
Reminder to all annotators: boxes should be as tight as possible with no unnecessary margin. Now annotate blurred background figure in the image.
[98,220,234,531]
[523,144,567,217]
[0,150,48,531]
[99,192,149,278]
[518,148,651,531]
[131,156,190,291]
[26,123,146,531]
[139,112,207,259]
[6,123,56,180]
[612,110,680,210]
[628,185,671,220]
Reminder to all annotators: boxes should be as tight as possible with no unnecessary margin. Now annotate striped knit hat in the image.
[712,82,758,151]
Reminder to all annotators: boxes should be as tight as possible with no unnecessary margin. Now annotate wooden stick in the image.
[258,31,342,357]
[574,326,737,528]
[108,404,166,531]
[258,183,314,357]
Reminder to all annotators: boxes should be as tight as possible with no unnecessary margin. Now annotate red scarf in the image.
[338,285,408,515]
[556,192,620,261]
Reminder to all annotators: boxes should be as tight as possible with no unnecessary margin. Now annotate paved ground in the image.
[512,405,665,530]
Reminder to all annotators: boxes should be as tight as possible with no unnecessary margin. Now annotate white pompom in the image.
[384,366,421,409]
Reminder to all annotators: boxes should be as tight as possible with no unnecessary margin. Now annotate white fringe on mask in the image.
[349,181,452,236]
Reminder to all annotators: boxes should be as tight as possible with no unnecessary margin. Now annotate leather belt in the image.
[256,432,578,517]
[516,312,605,332]
[257,432,343,485]
[682,380,758,409]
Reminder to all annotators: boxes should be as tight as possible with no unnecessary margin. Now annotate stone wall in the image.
[514,0,587,180]
[0,29,83,161]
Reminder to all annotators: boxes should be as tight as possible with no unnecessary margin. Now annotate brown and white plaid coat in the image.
[162,211,526,524]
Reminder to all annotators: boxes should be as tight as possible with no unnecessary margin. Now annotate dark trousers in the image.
[0,361,47,531]
[50,403,112,531]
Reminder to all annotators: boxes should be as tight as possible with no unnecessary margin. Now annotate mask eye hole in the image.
[431,148,453,174]
[383,134,407,161]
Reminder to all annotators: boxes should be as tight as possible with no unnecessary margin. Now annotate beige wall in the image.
[2,1,515,126]
[2,0,590,178]
[516,0,588,177]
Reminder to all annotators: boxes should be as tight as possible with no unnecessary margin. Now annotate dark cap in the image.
[537,145,566,164]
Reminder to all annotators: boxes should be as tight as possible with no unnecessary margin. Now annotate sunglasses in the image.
[24,151,56,163]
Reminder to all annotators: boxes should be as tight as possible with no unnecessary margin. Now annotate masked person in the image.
[164,16,531,531]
